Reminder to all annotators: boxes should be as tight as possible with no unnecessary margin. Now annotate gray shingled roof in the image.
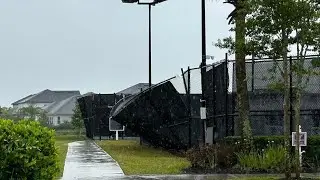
[12,89,80,105]
[116,83,151,95]
[45,95,80,115]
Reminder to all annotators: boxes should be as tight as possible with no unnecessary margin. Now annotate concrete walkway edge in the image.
[92,140,124,173]
[62,140,124,180]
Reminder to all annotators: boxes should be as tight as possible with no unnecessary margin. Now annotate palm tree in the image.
[224,0,252,148]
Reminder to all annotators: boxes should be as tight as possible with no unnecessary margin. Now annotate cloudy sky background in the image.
[0,0,233,106]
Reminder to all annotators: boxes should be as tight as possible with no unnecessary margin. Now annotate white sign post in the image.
[200,107,206,120]
[109,117,125,141]
[292,125,307,166]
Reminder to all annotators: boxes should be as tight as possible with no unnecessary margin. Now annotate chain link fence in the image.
[78,52,320,149]
[200,53,320,143]
[77,94,136,140]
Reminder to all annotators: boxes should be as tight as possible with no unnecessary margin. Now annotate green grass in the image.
[97,140,190,175]
[55,135,86,178]
[230,177,279,180]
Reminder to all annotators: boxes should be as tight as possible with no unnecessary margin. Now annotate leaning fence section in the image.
[77,94,129,140]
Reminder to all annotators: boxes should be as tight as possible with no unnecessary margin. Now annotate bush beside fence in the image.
[186,135,320,173]
[0,119,59,180]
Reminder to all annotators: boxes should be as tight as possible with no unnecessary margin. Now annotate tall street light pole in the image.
[121,0,167,145]
[201,0,207,145]
[148,4,152,87]
[122,0,167,87]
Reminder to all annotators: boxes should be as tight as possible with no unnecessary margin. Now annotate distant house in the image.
[12,89,81,126]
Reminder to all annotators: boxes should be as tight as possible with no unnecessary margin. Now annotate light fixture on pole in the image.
[121,0,168,87]
[121,0,168,145]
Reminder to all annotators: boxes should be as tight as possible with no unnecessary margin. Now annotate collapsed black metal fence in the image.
[76,77,203,150]
[108,76,204,150]
[200,54,320,143]
[77,94,138,139]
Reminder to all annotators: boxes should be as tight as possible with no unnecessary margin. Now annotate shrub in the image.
[0,119,59,180]
[304,136,320,171]
[215,143,238,168]
[225,135,320,171]
[237,145,287,172]
[186,143,237,169]
[51,121,74,130]
[186,145,215,169]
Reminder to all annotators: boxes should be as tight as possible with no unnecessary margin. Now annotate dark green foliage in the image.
[311,58,320,68]
[0,119,59,180]
[186,143,238,169]
[304,136,320,171]
[71,103,84,136]
[186,145,215,169]
[215,143,239,168]
[53,121,74,130]
[186,136,320,172]
[224,136,320,170]
[237,145,288,172]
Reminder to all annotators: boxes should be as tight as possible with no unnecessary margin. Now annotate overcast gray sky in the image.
[0,0,233,107]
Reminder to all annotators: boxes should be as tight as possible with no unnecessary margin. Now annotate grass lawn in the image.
[230,177,279,180]
[55,135,86,178]
[97,140,190,175]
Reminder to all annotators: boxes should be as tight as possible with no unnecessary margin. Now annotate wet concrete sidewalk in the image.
[61,140,124,180]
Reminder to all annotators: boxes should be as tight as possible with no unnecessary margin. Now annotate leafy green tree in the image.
[71,103,84,136]
[0,107,19,122]
[245,1,319,178]
[18,104,48,126]
[216,0,320,178]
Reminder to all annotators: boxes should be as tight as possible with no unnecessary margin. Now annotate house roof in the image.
[116,83,151,95]
[45,95,80,115]
[12,89,81,105]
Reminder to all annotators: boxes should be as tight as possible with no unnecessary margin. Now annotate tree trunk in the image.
[235,0,252,150]
[282,28,291,179]
[294,53,303,179]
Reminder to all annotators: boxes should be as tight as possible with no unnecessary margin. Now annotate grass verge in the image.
[97,140,190,175]
[230,177,279,180]
[55,135,86,178]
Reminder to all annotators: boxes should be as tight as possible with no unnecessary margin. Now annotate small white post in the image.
[299,125,302,166]
[116,131,119,141]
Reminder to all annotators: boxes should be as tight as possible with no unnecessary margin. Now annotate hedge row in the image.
[223,136,320,169]
[0,119,59,180]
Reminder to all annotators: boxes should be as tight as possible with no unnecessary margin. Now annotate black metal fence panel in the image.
[77,93,129,139]
[110,81,193,150]
[200,54,320,142]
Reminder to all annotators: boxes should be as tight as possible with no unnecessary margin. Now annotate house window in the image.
[57,116,61,124]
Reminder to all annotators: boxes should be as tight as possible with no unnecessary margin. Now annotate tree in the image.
[245,1,319,178]
[71,103,84,136]
[216,0,320,178]
[0,107,20,122]
[17,104,48,125]
[221,0,252,149]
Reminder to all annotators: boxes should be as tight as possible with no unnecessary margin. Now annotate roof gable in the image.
[12,89,81,105]
[46,95,80,115]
